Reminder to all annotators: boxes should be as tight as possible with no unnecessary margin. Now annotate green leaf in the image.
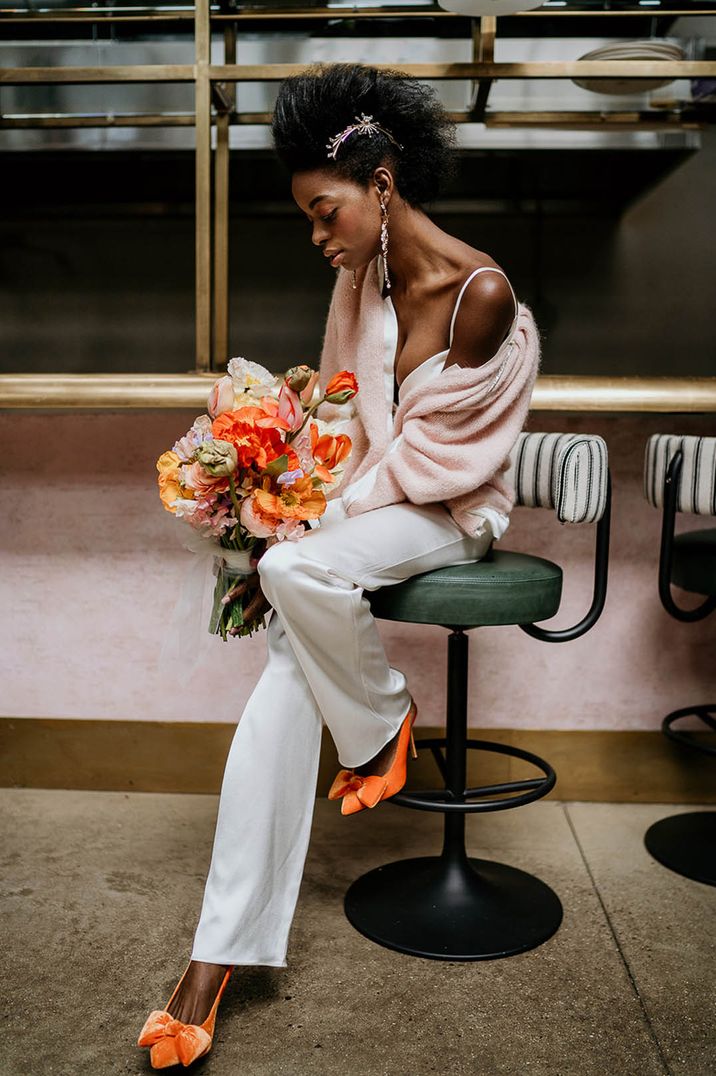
[265,454,289,476]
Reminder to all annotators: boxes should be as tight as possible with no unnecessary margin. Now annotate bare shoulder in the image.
[445,254,517,372]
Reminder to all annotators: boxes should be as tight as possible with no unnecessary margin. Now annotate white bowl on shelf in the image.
[572,39,686,96]
[436,0,544,16]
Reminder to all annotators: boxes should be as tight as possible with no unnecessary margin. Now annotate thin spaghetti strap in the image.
[448,267,519,348]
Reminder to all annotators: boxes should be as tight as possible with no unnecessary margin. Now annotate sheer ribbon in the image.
[157,531,257,677]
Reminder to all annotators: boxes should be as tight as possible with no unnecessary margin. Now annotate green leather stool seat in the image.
[366,550,563,628]
[672,528,716,597]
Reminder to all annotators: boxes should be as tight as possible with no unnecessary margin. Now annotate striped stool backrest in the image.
[644,435,716,517]
[506,432,609,524]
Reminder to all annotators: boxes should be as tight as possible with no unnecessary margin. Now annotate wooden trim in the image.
[2,719,714,803]
[0,66,196,85]
[1,7,714,22]
[211,61,716,82]
[2,8,713,22]
[3,61,714,87]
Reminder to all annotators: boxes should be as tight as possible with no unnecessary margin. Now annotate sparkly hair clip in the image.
[326,112,404,161]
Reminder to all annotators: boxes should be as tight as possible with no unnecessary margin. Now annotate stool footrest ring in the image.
[662,705,716,756]
[391,737,556,813]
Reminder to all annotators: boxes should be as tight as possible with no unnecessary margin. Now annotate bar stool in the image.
[345,432,611,961]
[643,434,716,887]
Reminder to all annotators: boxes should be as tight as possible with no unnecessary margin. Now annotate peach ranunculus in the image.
[252,473,326,522]
[207,375,235,420]
[182,461,230,497]
[211,407,286,470]
[324,371,358,404]
[239,493,278,538]
[156,450,188,513]
[309,421,352,484]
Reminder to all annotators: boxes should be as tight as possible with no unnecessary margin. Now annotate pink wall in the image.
[1,409,714,730]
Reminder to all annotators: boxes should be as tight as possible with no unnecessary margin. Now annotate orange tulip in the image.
[324,371,358,403]
[309,423,352,484]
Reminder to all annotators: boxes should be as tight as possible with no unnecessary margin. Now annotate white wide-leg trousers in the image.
[190,496,493,967]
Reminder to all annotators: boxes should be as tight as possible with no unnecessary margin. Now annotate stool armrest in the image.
[519,470,612,643]
[658,451,716,623]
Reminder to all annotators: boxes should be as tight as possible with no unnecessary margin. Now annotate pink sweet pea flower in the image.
[274,518,307,541]
[289,424,316,474]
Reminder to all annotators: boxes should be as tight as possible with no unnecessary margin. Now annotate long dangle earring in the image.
[379,194,391,291]
[351,269,357,290]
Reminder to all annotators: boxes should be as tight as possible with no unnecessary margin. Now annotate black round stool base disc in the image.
[644,812,716,886]
[344,855,563,961]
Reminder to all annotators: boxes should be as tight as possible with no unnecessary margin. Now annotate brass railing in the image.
[2,373,716,411]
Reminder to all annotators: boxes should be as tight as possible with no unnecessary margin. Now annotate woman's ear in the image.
[373,167,393,205]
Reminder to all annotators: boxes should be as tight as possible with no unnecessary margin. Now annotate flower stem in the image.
[290,397,324,441]
[228,476,245,546]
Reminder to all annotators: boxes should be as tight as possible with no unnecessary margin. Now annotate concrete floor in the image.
[1,791,714,1076]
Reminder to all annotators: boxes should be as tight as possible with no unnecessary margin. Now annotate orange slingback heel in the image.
[138,964,233,1069]
[328,698,418,816]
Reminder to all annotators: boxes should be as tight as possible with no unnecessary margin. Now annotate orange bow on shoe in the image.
[327,699,418,816]
[327,768,388,814]
[138,1011,211,1068]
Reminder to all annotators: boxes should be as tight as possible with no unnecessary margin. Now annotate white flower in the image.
[226,357,278,398]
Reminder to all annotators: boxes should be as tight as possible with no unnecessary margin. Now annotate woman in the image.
[138,61,540,1069]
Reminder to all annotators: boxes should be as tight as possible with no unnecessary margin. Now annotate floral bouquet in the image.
[157,358,358,641]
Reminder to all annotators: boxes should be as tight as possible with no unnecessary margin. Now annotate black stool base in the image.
[344,854,563,961]
[644,811,716,886]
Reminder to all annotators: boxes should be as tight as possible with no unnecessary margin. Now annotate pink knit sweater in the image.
[316,255,541,538]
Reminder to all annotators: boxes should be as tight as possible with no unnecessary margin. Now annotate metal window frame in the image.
[1,2,715,397]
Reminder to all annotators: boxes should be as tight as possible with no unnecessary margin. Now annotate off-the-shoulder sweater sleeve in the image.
[343,314,540,518]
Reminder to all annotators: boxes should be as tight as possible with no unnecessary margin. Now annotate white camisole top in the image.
[340,265,520,542]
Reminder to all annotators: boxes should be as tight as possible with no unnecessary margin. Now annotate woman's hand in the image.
[222,539,273,635]
[242,573,272,624]
[223,572,272,636]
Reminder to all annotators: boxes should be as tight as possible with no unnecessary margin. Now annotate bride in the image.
[138,60,539,1069]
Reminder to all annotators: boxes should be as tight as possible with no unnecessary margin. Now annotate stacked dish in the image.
[437,0,543,16]
[572,39,686,95]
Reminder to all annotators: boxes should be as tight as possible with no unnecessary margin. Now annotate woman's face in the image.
[291,168,385,274]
